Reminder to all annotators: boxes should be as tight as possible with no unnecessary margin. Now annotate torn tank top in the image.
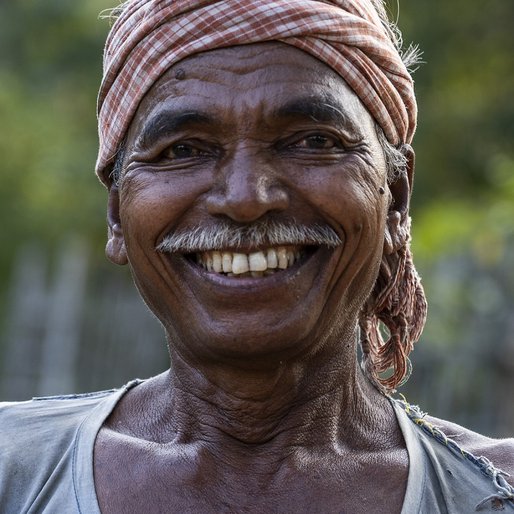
[392,399,514,512]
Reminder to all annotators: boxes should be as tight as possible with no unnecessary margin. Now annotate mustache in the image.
[156,219,342,253]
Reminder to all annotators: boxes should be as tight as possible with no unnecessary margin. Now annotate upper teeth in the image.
[197,247,302,275]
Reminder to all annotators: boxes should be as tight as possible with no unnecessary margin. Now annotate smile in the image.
[193,245,308,277]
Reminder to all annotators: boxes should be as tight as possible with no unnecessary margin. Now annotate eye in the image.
[291,134,343,151]
[162,143,205,160]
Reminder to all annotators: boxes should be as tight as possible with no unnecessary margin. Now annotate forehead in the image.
[129,42,377,140]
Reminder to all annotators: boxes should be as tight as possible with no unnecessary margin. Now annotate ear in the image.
[384,145,414,255]
[106,185,128,265]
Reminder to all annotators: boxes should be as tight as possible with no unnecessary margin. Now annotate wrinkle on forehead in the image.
[131,44,377,146]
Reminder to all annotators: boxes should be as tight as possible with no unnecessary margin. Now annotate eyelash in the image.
[279,132,347,154]
[160,142,211,160]
[291,134,342,150]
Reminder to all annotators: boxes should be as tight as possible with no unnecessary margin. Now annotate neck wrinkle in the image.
[157,340,394,457]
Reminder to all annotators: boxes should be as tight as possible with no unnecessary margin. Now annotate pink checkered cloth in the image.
[96,0,417,183]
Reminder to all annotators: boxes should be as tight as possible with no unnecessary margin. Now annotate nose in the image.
[206,150,289,223]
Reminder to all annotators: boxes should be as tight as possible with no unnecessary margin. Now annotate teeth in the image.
[249,251,267,272]
[232,253,249,275]
[197,246,304,275]
[277,248,288,269]
[222,252,232,273]
[212,251,222,272]
[266,249,278,269]
[205,254,213,272]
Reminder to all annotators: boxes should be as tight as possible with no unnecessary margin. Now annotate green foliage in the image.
[0,0,110,277]
[395,0,514,210]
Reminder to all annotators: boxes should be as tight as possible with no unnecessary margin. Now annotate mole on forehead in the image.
[174,68,186,80]
[154,42,328,84]
[151,54,343,99]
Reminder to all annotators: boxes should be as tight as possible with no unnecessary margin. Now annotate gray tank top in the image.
[0,381,512,513]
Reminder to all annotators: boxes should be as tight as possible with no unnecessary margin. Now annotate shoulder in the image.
[0,389,118,434]
[0,389,123,511]
[426,415,514,486]
[393,399,514,511]
[0,389,118,461]
[0,389,121,472]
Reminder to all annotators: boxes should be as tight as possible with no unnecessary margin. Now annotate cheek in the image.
[297,162,387,305]
[294,160,387,238]
[119,171,209,246]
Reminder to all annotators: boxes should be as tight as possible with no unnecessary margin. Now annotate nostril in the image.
[206,182,289,222]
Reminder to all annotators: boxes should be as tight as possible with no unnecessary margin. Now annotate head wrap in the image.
[96,0,417,184]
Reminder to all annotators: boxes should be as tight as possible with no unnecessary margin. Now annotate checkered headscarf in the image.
[96,0,417,184]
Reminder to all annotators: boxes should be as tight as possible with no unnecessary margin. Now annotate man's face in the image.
[109,43,391,366]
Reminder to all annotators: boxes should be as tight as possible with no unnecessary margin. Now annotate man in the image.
[1,0,513,512]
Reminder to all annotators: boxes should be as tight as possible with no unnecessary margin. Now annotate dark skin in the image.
[95,43,514,513]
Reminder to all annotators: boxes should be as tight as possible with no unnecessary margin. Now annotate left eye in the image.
[293,135,341,150]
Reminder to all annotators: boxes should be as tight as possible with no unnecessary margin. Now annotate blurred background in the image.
[0,0,513,436]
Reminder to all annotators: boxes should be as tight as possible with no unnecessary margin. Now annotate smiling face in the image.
[107,42,395,367]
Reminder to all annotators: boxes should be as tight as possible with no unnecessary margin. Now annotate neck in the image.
[128,331,397,457]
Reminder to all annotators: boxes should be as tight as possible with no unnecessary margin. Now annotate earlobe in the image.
[384,145,415,255]
[106,186,128,266]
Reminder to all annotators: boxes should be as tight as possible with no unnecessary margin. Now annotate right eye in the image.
[162,143,204,160]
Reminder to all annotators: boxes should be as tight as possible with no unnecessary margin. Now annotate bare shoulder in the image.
[426,414,514,485]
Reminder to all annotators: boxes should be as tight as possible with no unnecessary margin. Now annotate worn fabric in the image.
[96,0,417,183]
[0,384,138,514]
[391,401,514,513]
[1,383,513,513]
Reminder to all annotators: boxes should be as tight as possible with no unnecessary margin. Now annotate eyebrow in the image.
[136,95,362,149]
[137,110,214,149]
[273,95,361,134]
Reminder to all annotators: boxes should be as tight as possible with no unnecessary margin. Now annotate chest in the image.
[93,430,408,514]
